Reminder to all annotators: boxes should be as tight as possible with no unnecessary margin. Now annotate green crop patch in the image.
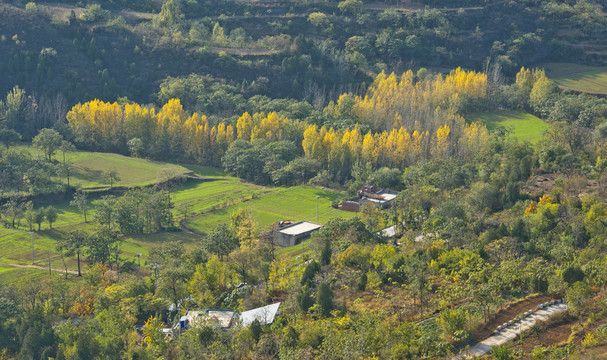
[183,185,355,234]
[545,63,607,95]
[468,111,550,144]
[15,145,191,190]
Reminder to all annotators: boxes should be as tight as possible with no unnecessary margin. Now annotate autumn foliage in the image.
[67,68,490,173]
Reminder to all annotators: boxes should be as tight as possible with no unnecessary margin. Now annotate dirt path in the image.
[0,261,80,275]
[363,2,483,12]
[455,302,568,359]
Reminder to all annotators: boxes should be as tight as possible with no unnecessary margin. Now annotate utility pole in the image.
[135,253,142,275]
[154,263,159,289]
[316,196,320,224]
[31,232,34,265]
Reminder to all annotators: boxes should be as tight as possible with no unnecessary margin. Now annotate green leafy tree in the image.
[33,208,45,231]
[94,195,117,230]
[297,286,314,313]
[0,86,26,132]
[338,0,363,15]
[153,0,184,30]
[127,137,144,157]
[202,224,238,260]
[229,247,254,283]
[308,12,329,29]
[45,206,58,229]
[566,281,593,316]
[0,128,21,150]
[86,228,121,268]
[316,282,333,317]
[70,191,89,223]
[24,205,36,231]
[301,261,320,287]
[80,4,110,22]
[104,169,121,189]
[1,196,29,228]
[32,128,63,161]
[57,230,87,276]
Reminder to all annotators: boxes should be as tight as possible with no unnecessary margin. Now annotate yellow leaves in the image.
[525,202,538,215]
[353,68,487,132]
[525,195,559,216]
[371,244,396,269]
[143,315,165,348]
[236,112,252,140]
[539,194,553,205]
[302,124,320,158]
[67,98,239,162]
[268,257,304,294]
[434,124,450,159]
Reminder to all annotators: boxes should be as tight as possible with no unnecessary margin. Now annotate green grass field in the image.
[0,263,50,284]
[182,185,355,234]
[15,144,199,188]
[468,111,550,144]
[0,171,355,282]
[544,62,607,95]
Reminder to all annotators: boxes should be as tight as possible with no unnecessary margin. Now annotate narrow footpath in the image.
[0,261,79,275]
[454,302,568,359]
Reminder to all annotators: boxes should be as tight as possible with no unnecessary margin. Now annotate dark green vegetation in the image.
[3,0,607,359]
[0,0,605,115]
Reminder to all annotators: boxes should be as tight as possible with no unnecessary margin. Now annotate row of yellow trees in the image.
[353,67,487,131]
[67,68,490,171]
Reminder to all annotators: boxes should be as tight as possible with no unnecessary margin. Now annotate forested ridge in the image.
[3,0,607,359]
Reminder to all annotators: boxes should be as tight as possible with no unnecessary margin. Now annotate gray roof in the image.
[278,221,321,236]
[239,302,281,326]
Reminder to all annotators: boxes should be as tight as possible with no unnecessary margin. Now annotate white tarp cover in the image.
[239,302,281,326]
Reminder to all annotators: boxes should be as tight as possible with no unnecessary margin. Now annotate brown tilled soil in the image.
[510,316,607,359]
[472,294,553,341]
[522,173,600,200]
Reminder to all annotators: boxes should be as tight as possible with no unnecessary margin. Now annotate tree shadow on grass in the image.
[72,167,105,183]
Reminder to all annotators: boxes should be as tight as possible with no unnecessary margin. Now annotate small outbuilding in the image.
[358,186,398,209]
[274,221,322,247]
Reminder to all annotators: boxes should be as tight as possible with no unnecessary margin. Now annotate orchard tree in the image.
[95,195,117,229]
[45,206,58,229]
[70,191,90,223]
[32,128,63,161]
[86,228,121,269]
[104,169,121,189]
[59,141,76,186]
[34,208,45,231]
[57,230,88,276]
[202,224,238,260]
[1,196,30,228]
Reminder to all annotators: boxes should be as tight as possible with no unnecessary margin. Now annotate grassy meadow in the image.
[544,62,607,95]
[468,111,550,144]
[180,184,355,233]
[0,153,355,281]
[15,145,192,189]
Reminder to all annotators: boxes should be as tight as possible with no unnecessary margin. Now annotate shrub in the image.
[80,4,110,23]
[25,2,37,12]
